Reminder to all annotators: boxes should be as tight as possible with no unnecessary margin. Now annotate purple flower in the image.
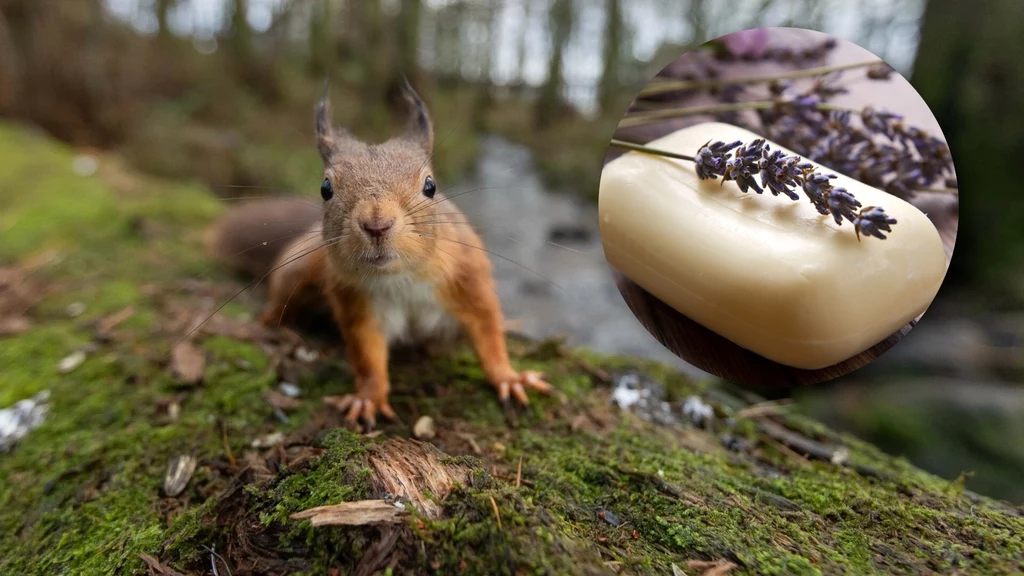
[826,187,862,225]
[722,139,766,193]
[691,138,897,240]
[854,206,898,240]
[695,140,741,180]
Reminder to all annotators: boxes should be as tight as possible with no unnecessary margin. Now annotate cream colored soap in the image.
[599,122,946,370]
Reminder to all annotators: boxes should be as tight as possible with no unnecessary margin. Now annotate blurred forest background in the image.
[2,0,1023,503]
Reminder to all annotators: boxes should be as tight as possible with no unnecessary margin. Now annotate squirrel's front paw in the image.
[492,371,552,406]
[324,390,397,429]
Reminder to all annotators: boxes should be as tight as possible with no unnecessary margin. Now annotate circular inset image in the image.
[599,28,958,386]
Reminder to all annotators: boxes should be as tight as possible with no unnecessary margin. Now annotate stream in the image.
[455,136,703,377]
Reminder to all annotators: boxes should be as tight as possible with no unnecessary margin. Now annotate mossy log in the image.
[0,123,1022,576]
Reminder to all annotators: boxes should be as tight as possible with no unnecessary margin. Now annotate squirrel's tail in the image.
[206,197,323,278]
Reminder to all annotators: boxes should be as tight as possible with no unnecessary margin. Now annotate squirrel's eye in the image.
[422,175,436,199]
[320,178,333,201]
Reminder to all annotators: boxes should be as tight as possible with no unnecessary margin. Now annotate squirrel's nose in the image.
[360,217,395,239]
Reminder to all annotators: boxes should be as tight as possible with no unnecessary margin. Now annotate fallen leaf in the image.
[251,431,285,448]
[163,455,197,497]
[169,342,205,385]
[264,389,301,410]
[291,500,409,527]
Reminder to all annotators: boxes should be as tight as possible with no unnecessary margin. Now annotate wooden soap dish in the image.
[611,192,959,387]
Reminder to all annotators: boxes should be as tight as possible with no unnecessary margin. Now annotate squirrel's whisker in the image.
[411,230,563,292]
[176,235,347,346]
[408,221,589,256]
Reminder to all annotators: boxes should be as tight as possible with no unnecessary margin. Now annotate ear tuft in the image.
[316,77,335,163]
[401,76,434,154]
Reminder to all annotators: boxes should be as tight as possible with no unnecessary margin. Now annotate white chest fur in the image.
[363,274,459,345]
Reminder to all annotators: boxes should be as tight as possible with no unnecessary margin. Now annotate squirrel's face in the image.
[321,143,440,274]
[315,79,438,275]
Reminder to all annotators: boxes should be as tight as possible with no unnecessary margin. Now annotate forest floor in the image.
[1,121,1023,576]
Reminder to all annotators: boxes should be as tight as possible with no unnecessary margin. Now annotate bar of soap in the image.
[599,122,947,370]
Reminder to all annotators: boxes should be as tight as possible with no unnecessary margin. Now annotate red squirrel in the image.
[209,80,552,428]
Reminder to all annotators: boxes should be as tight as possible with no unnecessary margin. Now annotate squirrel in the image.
[208,80,552,428]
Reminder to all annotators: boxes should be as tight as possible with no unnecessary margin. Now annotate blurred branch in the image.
[639,58,883,97]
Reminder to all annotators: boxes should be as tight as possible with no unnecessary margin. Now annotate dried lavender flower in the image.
[693,139,896,240]
[722,139,766,193]
[695,139,741,179]
[853,206,898,240]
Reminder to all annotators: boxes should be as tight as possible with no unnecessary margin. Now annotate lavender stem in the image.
[639,59,884,97]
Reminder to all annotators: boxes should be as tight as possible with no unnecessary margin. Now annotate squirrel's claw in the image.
[324,394,397,430]
[495,371,552,407]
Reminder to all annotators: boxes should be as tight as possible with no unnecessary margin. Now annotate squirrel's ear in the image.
[401,76,434,154]
[316,79,335,163]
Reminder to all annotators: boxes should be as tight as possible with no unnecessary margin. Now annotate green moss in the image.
[2,121,1024,576]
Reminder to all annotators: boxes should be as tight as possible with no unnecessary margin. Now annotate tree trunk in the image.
[397,0,422,86]
[155,0,174,42]
[598,0,622,113]
[534,0,572,128]
[910,0,1024,296]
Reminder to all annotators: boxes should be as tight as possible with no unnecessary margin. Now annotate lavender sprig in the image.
[694,139,897,240]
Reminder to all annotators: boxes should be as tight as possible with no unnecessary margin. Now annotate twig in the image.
[515,456,523,488]
[489,496,503,531]
[758,419,848,465]
[221,421,236,469]
[201,545,233,576]
[639,58,883,96]
[735,399,793,419]
[618,100,854,128]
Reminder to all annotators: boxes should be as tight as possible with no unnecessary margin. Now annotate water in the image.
[456,136,703,374]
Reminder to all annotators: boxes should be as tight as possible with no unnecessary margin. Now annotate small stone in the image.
[682,395,714,427]
[492,442,506,454]
[294,346,318,363]
[0,390,50,452]
[57,350,86,374]
[278,382,301,397]
[163,455,197,497]
[413,416,436,440]
[71,154,98,177]
[65,302,86,318]
[251,431,285,448]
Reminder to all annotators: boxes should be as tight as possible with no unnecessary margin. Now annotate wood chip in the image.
[96,305,135,335]
[139,553,188,576]
[163,455,197,497]
[169,341,205,385]
[686,559,738,576]
[57,350,86,374]
[290,500,409,527]
[413,415,436,439]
